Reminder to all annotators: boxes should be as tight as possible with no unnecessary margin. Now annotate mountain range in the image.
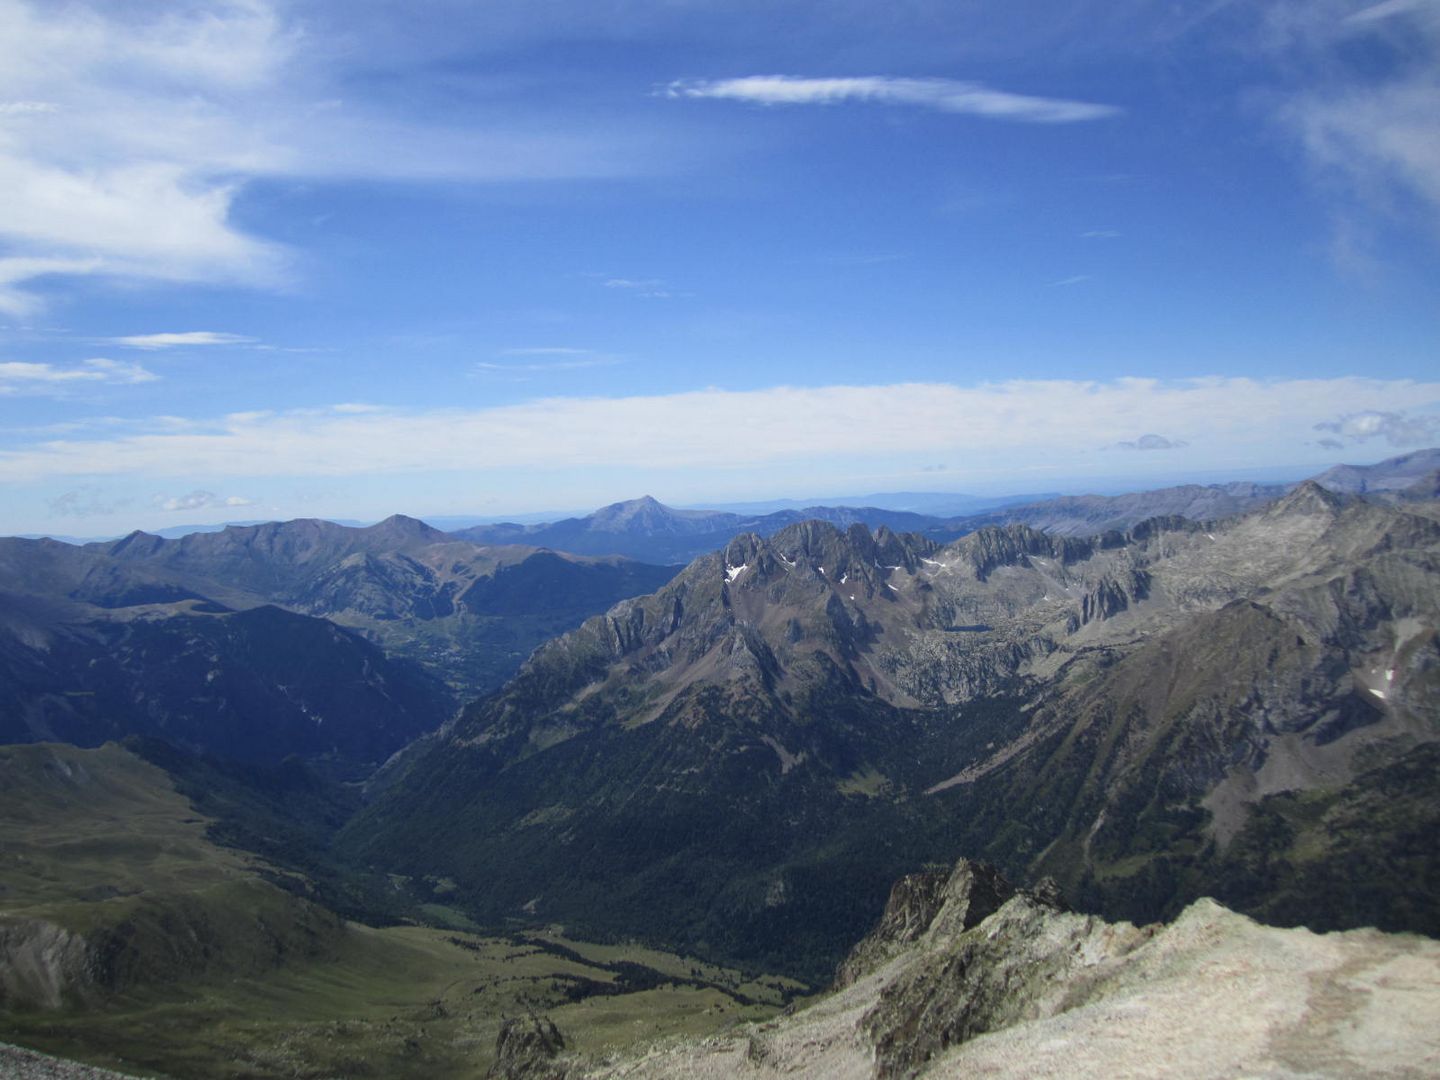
[451,448,1440,561]
[1,451,1437,1076]
[347,479,1440,978]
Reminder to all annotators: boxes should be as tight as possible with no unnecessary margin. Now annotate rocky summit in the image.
[572,859,1440,1080]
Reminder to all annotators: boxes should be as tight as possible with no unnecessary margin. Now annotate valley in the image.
[0,742,796,1078]
[2,451,1438,1078]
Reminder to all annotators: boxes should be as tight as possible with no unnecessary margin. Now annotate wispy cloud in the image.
[111,331,256,350]
[666,76,1120,123]
[477,347,622,374]
[1049,274,1092,287]
[603,277,672,298]
[48,484,132,518]
[0,357,157,393]
[1080,229,1120,238]
[1276,0,1440,260]
[0,377,1434,483]
[1345,0,1440,25]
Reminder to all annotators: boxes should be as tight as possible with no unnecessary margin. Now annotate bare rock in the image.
[486,1013,569,1080]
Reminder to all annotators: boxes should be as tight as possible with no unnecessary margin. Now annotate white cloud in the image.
[1314,409,1440,445]
[0,376,1435,483]
[0,257,103,317]
[154,489,253,512]
[0,356,157,393]
[111,331,256,349]
[0,100,55,115]
[603,278,672,298]
[500,347,592,356]
[1115,433,1188,451]
[0,0,666,312]
[666,76,1120,123]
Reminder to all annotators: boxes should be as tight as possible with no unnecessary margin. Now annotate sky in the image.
[1,0,1438,535]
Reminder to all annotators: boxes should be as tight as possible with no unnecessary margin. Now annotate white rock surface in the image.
[581,897,1440,1080]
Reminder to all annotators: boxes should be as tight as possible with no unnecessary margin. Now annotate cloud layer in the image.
[1315,409,1440,446]
[2,376,1434,484]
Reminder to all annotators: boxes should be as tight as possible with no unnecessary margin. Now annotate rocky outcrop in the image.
[0,919,94,1011]
[862,887,1144,1079]
[834,860,1016,988]
[579,858,1440,1080]
[486,1013,569,1080]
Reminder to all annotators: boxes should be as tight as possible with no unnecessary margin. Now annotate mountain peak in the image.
[362,514,446,544]
[1268,479,1344,517]
[587,496,728,536]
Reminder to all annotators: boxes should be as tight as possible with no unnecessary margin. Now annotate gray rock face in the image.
[861,889,1146,1080]
[834,860,1016,989]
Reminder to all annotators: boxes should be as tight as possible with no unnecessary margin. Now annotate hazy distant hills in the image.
[450,494,946,564]
[438,449,1440,560]
[936,480,1287,537]
[1309,447,1440,493]
[85,514,678,697]
[348,481,1440,977]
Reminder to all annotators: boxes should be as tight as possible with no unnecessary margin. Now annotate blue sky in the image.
[1,0,1438,535]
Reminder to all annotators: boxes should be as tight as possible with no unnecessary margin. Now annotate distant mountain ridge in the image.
[449,495,948,563]
[446,449,1440,558]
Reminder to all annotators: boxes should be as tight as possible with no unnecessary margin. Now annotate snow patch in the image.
[1369,688,1387,700]
[725,563,747,582]
[886,583,899,592]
